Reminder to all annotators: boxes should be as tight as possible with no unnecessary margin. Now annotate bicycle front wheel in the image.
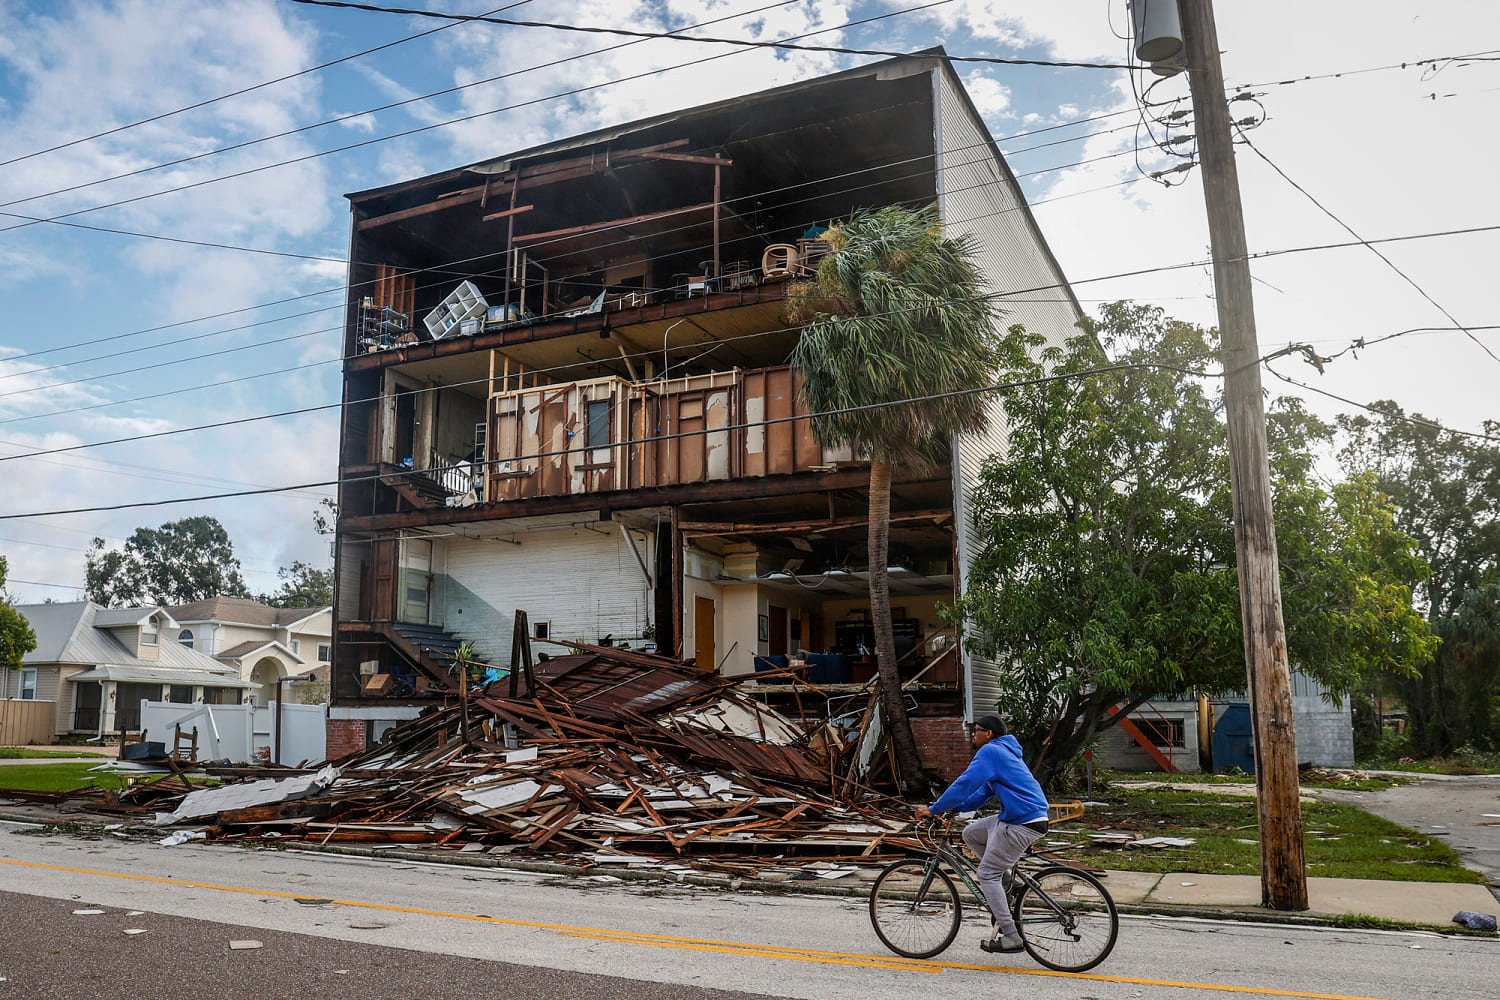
[868,859,962,959]
[1015,866,1118,972]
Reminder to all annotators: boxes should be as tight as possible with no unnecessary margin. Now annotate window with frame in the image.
[291,638,301,656]
[18,667,37,700]
[585,399,611,449]
[1138,718,1186,748]
[317,643,331,662]
[140,621,159,646]
[178,628,194,649]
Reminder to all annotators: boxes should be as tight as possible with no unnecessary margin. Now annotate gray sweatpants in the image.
[962,814,1045,937]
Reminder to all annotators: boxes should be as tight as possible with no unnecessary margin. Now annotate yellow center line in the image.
[555,931,940,973]
[0,857,1397,1000]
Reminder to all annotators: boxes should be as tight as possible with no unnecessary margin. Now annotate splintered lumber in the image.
[127,644,914,863]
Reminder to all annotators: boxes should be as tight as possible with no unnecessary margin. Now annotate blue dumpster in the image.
[1212,703,1255,774]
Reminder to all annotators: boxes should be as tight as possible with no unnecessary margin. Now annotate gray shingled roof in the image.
[17,601,240,677]
[165,596,328,629]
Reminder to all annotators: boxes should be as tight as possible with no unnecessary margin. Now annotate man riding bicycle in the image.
[914,714,1050,955]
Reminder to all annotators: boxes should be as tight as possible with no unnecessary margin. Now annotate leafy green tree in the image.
[85,516,249,607]
[0,558,38,671]
[1338,403,1500,754]
[790,205,1001,791]
[260,560,333,609]
[954,303,1435,785]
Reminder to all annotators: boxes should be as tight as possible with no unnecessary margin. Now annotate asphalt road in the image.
[1,822,1495,1000]
[0,888,789,1000]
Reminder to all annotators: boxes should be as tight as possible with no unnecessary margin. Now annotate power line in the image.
[5,578,83,591]
[6,207,1489,470]
[288,0,1134,70]
[0,1,947,237]
[0,173,1156,429]
[0,1,535,169]
[0,110,1104,365]
[0,0,805,215]
[9,208,1495,439]
[1232,48,1500,90]
[1238,131,1500,367]
[0,130,1145,395]
[0,351,1232,522]
[1263,362,1496,442]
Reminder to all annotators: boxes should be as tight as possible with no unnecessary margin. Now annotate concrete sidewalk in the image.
[1097,868,1498,927]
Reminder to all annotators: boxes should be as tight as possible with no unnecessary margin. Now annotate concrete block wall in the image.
[325,718,366,760]
[1292,696,1355,767]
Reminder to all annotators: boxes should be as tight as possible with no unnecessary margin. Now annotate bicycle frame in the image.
[912,820,1081,928]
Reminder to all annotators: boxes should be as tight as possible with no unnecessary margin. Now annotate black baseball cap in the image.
[975,714,1007,737]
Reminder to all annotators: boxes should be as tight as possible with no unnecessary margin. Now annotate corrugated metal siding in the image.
[933,68,1083,720]
[438,527,652,667]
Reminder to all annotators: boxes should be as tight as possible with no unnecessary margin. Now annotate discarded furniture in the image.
[761,244,797,278]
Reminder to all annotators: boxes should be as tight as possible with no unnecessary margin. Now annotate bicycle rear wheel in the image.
[868,859,962,959]
[1015,866,1118,972]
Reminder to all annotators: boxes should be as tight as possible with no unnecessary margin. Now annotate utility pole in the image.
[1179,0,1308,911]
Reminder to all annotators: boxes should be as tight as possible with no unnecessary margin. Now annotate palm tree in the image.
[790,205,1000,793]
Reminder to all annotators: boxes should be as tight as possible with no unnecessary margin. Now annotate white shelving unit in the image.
[424,281,488,340]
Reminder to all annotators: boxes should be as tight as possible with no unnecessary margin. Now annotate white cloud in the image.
[962,71,1012,118]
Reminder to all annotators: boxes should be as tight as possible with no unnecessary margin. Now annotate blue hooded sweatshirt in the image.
[930,734,1049,824]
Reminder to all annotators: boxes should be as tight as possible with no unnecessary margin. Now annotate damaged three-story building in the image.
[327,51,1083,772]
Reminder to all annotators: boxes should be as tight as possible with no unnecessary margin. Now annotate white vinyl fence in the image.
[138,700,327,766]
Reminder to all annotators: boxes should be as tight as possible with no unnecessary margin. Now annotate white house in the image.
[164,596,332,704]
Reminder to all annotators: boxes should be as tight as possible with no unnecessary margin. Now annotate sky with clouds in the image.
[0,0,1494,604]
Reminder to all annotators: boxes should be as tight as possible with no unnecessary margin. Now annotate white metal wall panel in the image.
[438,527,652,667]
[934,67,1084,721]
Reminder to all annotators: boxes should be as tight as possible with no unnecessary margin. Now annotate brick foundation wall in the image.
[325,718,366,760]
[912,715,974,782]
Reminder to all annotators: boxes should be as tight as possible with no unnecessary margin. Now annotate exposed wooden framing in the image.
[631,151,734,166]
[340,472,948,533]
[513,203,714,246]
[618,522,653,587]
[481,203,534,223]
[357,186,493,230]
[354,140,692,231]
[615,342,640,382]
[504,175,519,308]
[679,508,949,537]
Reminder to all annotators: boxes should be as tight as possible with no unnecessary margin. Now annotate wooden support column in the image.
[712,153,722,280]
[504,172,519,309]
[670,506,684,659]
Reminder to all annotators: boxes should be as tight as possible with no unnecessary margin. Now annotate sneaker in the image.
[980,933,1025,954]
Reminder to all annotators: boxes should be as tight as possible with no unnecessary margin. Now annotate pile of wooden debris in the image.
[103,645,917,866]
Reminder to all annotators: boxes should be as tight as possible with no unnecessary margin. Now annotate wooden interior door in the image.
[768,605,788,656]
[694,596,716,671]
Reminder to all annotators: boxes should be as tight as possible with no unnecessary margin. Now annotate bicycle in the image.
[868,814,1119,972]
